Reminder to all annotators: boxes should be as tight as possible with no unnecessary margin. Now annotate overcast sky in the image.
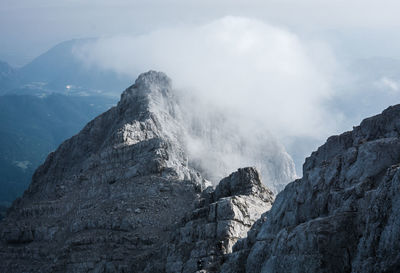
[1,0,400,66]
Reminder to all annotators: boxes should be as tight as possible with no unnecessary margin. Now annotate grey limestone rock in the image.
[3,69,399,273]
[165,167,274,273]
[0,71,210,272]
[0,71,278,273]
[221,105,400,273]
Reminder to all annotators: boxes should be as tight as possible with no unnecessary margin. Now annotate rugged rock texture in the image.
[221,105,400,273]
[3,70,400,273]
[0,71,210,272]
[165,167,274,273]
[0,71,279,273]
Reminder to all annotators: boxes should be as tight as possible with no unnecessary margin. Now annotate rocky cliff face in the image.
[165,167,274,273]
[2,70,400,273]
[0,71,211,272]
[0,71,282,272]
[221,105,400,273]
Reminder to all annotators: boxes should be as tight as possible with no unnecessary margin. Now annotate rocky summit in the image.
[0,71,211,272]
[1,71,400,272]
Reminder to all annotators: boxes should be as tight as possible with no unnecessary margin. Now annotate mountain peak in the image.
[118,71,176,119]
[135,70,171,89]
[0,71,297,272]
[121,70,171,101]
[214,167,273,202]
[0,71,211,272]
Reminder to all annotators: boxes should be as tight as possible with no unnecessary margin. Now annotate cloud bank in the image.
[75,16,338,138]
[73,16,341,187]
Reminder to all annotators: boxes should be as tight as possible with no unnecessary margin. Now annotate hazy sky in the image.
[1,0,400,66]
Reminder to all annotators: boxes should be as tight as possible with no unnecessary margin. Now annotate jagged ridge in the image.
[2,71,399,273]
[165,167,274,272]
[221,105,400,273]
[0,71,210,272]
[0,71,278,273]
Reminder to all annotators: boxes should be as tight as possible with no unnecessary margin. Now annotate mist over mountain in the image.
[0,39,132,96]
[69,19,400,176]
[0,33,300,207]
[0,61,19,94]
[1,71,400,272]
[1,1,400,272]
[1,34,400,206]
[17,39,131,95]
[0,71,278,271]
[0,39,135,206]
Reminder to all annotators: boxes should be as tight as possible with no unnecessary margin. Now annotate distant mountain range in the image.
[0,94,115,207]
[0,61,19,93]
[0,39,132,96]
[0,39,134,208]
[1,38,400,210]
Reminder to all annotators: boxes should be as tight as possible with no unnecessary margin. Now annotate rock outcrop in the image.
[165,167,274,273]
[221,105,400,273]
[0,71,279,273]
[2,70,400,273]
[0,71,210,272]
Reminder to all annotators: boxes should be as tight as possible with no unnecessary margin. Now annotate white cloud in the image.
[74,16,339,138]
[378,76,400,93]
[73,16,342,187]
